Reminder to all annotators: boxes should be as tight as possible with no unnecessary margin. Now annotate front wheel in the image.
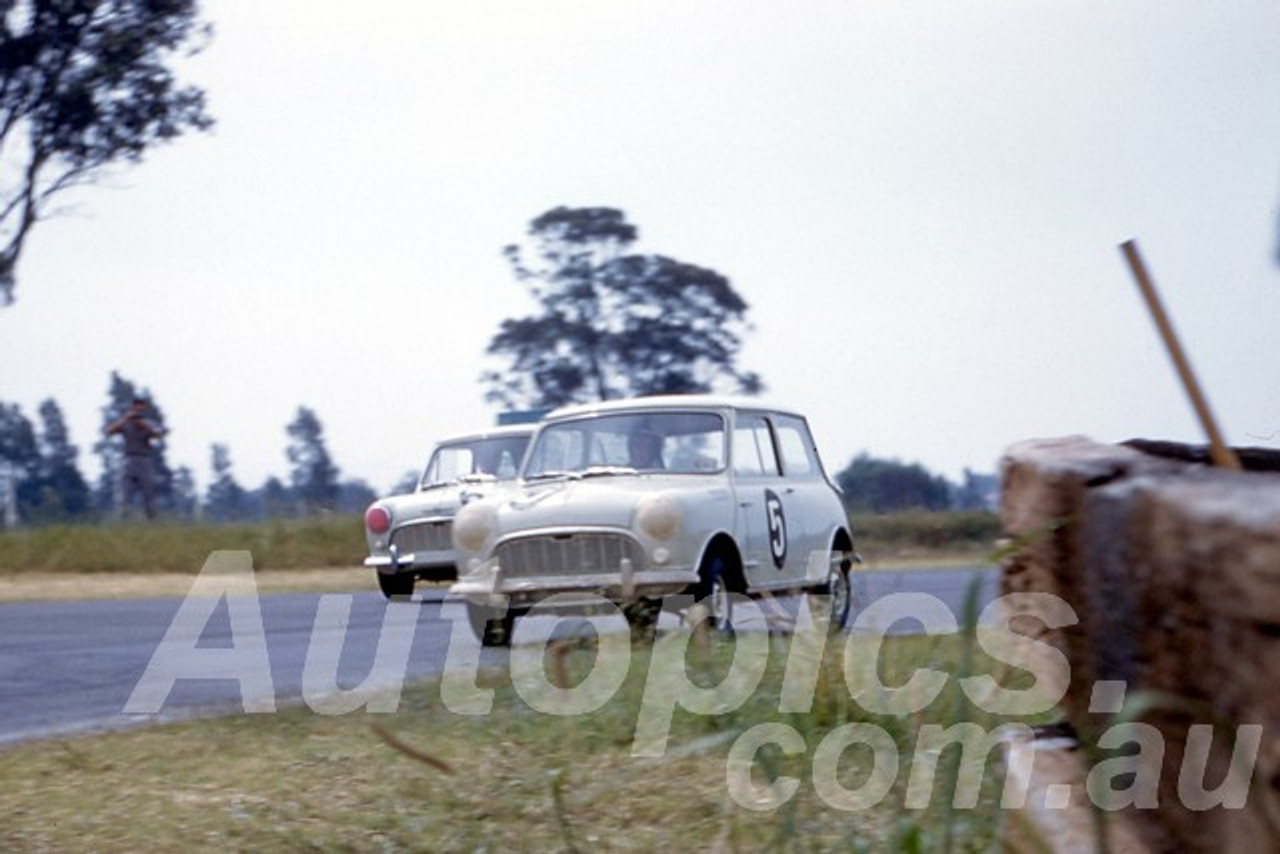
[377,572,415,600]
[694,554,734,636]
[466,601,516,647]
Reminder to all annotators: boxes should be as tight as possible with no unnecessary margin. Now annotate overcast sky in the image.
[3,0,1280,495]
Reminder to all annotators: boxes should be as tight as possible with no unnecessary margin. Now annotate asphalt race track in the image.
[0,565,998,746]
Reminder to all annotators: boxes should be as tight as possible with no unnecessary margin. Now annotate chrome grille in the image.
[497,533,645,578]
[391,520,452,554]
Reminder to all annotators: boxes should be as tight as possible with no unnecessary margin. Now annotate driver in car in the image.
[627,430,665,470]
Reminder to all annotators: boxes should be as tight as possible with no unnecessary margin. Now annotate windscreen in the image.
[420,434,531,488]
[524,411,726,477]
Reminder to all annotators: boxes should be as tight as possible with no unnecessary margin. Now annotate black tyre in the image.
[467,601,516,647]
[808,549,854,632]
[694,553,734,636]
[377,572,415,600]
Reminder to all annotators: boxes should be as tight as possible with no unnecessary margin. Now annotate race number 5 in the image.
[764,489,787,570]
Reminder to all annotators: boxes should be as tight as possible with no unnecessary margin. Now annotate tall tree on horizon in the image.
[481,206,763,409]
[0,399,92,523]
[34,397,90,520]
[285,406,339,514]
[0,401,37,526]
[205,442,247,522]
[170,464,197,519]
[256,475,292,519]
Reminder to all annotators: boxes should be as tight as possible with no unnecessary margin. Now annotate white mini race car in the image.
[448,396,859,644]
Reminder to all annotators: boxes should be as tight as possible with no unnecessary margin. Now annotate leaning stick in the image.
[1120,239,1242,470]
[371,723,455,774]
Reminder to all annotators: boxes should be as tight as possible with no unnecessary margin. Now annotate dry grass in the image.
[1,714,739,852]
[0,511,1001,578]
[0,515,367,575]
[851,510,1003,566]
[0,627,1028,852]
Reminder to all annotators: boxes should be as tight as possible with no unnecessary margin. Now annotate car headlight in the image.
[453,502,497,552]
[636,493,682,541]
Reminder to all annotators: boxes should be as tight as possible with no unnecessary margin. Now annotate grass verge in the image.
[851,510,1003,567]
[0,607,1050,852]
[0,515,367,575]
[0,511,1002,576]
[0,511,1003,602]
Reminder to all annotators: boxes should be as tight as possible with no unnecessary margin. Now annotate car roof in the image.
[542,394,807,423]
[436,424,536,446]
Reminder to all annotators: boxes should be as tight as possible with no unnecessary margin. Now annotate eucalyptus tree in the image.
[35,397,89,519]
[205,442,247,522]
[482,206,762,409]
[0,0,213,303]
[285,406,339,514]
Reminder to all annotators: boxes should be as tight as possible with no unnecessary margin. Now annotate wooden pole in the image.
[1120,239,1241,470]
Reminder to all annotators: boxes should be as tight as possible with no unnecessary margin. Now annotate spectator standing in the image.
[104,396,165,519]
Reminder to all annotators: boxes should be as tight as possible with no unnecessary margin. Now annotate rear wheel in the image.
[808,549,854,632]
[466,601,516,647]
[377,572,415,600]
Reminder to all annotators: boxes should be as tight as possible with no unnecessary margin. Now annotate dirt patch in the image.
[0,558,983,603]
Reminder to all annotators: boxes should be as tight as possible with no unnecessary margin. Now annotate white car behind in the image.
[363,425,533,598]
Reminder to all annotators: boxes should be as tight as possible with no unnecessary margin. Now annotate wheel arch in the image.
[832,526,855,555]
[696,532,747,594]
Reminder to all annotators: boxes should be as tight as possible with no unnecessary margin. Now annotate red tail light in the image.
[365,505,391,534]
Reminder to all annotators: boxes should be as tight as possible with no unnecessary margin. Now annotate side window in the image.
[731,426,762,476]
[773,415,818,478]
[732,415,780,477]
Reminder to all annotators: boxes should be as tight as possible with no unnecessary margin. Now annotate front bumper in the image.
[449,561,697,609]
[364,544,455,576]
